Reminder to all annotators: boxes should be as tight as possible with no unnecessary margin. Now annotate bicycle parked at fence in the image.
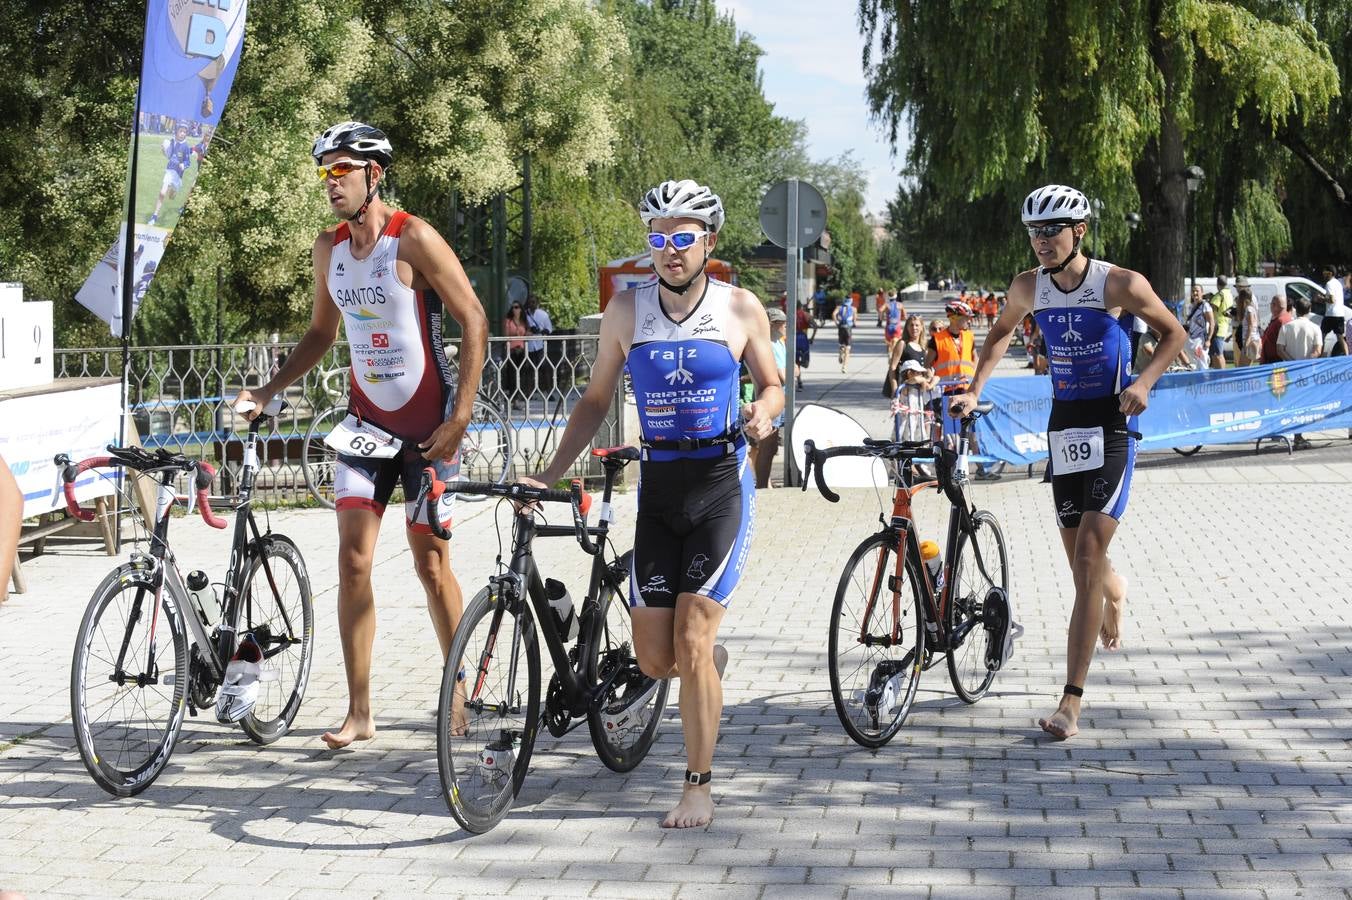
[301,365,513,508]
[60,398,314,796]
[416,446,669,833]
[802,402,1018,748]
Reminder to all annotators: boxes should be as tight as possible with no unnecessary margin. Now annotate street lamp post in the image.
[1123,211,1141,264]
[1184,165,1205,302]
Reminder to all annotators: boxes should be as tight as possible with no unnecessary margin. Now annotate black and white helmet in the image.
[1021,184,1090,224]
[639,179,725,233]
[312,121,393,168]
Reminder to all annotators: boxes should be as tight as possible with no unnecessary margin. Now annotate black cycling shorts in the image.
[837,326,853,346]
[1043,396,1137,530]
[630,450,756,609]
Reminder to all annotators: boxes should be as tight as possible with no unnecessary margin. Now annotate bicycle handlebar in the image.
[801,402,996,504]
[56,451,227,529]
[417,471,597,553]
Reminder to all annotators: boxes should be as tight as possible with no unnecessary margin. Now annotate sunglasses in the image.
[1026,223,1071,239]
[317,159,370,181]
[646,230,708,251]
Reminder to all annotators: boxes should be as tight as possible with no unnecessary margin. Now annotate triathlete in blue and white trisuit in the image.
[949,184,1186,742]
[525,179,783,830]
[235,121,489,751]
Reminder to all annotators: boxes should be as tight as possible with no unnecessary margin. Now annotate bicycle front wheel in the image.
[301,405,345,510]
[70,564,188,797]
[828,533,925,748]
[587,551,669,772]
[239,536,315,744]
[456,399,514,502]
[438,585,541,834]
[946,510,1009,703]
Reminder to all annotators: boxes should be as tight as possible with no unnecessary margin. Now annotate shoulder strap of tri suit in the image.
[333,222,350,245]
[385,209,410,237]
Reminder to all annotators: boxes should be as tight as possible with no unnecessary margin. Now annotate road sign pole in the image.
[784,178,800,487]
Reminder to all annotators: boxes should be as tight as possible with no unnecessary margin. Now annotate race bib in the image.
[1049,426,1104,475]
[324,414,402,459]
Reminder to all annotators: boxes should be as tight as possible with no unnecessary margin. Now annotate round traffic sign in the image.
[759,180,827,249]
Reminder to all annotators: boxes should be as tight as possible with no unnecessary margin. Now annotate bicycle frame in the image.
[118,420,298,686]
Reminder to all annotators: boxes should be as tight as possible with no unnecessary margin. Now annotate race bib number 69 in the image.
[1048,426,1104,475]
[324,415,402,459]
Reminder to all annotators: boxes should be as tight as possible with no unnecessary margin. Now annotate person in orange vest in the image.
[925,298,989,474]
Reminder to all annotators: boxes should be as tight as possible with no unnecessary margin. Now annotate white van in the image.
[1187,275,1327,312]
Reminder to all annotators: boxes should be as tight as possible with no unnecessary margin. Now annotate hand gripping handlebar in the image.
[56,452,227,529]
[417,470,596,553]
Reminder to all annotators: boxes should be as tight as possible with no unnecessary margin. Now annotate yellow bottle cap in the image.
[919,540,940,560]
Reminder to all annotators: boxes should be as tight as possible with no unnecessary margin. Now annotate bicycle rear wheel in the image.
[239,536,315,744]
[456,399,514,502]
[946,510,1008,703]
[438,585,541,833]
[587,551,669,772]
[828,533,925,748]
[301,405,345,510]
[70,564,188,797]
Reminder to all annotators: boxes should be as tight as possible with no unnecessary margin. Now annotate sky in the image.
[721,0,907,219]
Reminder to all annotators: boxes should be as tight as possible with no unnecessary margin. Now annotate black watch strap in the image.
[684,769,711,786]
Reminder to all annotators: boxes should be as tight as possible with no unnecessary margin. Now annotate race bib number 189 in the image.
[324,415,403,459]
[1048,426,1104,475]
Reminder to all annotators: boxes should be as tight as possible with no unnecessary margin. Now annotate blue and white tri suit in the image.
[626,279,755,609]
[1030,258,1138,528]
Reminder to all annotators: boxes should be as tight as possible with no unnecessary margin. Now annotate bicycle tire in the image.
[437,585,541,834]
[70,564,188,797]
[456,399,514,503]
[587,551,669,772]
[238,536,315,745]
[945,509,1008,703]
[1172,445,1203,457]
[827,533,925,748]
[301,405,345,510]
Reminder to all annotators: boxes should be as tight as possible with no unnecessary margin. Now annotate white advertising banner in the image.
[0,382,122,518]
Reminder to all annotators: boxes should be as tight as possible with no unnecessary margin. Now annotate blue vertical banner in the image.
[76,0,249,335]
[974,359,1352,465]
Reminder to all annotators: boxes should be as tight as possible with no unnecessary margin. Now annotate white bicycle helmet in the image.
[639,179,726,233]
[1021,184,1091,224]
[312,121,393,168]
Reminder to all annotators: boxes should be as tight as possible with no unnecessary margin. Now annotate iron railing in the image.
[55,334,623,504]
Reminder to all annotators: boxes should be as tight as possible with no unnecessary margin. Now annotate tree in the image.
[859,0,1339,300]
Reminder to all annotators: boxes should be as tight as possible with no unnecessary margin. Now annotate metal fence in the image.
[55,333,623,504]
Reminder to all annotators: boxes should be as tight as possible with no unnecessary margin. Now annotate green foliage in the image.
[861,0,1341,292]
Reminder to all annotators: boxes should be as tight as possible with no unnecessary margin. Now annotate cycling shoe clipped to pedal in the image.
[859,655,912,719]
[596,661,660,735]
[982,587,1022,672]
[215,635,264,723]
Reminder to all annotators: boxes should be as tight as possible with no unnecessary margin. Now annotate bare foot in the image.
[321,713,375,749]
[661,784,715,828]
[1037,700,1079,741]
[1101,572,1127,651]
[450,674,469,737]
[713,644,728,679]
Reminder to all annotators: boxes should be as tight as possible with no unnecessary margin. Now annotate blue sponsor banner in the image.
[974,358,1352,465]
[76,0,249,334]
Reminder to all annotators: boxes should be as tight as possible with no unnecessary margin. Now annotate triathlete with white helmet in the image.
[235,121,489,749]
[949,184,1185,740]
[523,179,783,827]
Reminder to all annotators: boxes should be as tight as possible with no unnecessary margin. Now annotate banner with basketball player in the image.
[973,357,1352,465]
[76,0,249,335]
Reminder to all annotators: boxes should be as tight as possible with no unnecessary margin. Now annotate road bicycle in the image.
[417,447,669,833]
[59,399,314,796]
[802,402,1015,748]
[300,365,513,508]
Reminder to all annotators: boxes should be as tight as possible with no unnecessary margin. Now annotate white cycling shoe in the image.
[215,636,264,723]
[983,588,1023,672]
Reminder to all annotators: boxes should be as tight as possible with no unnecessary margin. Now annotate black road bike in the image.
[59,400,314,796]
[803,402,1014,747]
[413,447,669,833]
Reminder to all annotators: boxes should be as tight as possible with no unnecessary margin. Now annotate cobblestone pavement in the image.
[2,320,1349,899]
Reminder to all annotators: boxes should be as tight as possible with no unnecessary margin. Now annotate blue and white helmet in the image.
[639,179,725,233]
[1021,184,1091,224]
[312,121,393,168]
